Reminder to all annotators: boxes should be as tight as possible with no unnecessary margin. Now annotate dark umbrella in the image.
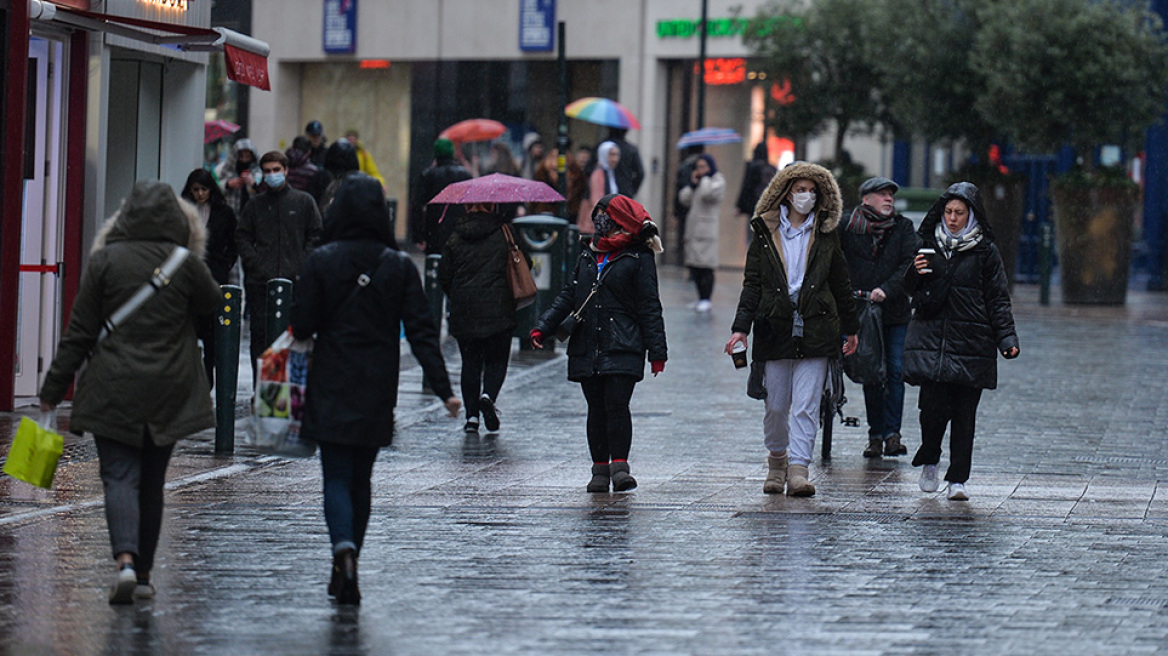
[427,173,565,205]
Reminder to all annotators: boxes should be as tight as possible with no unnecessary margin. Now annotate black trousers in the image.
[457,330,513,419]
[245,283,268,386]
[688,266,715,301]
[580,375,637,463]
[912,382,983,483]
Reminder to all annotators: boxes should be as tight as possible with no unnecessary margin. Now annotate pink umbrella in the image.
[427,173,565,205]
[204,119,240,144]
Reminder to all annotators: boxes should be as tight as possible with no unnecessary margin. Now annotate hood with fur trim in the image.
[752,161,842,233]
[92,180,206,257]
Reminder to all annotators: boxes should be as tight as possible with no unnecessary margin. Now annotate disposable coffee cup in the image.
[731,342,748,369]
[917,247,936,274]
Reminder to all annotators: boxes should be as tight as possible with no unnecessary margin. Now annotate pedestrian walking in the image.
[216,138,260,217]
[531,194,667,493]
[725,162,858,497]
[409,138,472,254]
[304,119,328,167]
[578,141,621,234]
[235,150,323,384]
[838,177,920,458]
[673,145,704,255]
[38,181,222,604]
[285,135,330,206]
[678,153,726,313]
[735,142,777,217]
[607,127,645,198]
[343,129,386,190]
[905,182,1019,501]
[519,133,545,180]
[180,168,238,390]
[291,174,461,605]
[320,139,361,213]
[438,203,524,434]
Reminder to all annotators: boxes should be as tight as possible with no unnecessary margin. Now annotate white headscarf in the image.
[596,141,620,195]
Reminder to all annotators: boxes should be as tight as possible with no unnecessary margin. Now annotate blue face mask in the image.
[264,172,286,188]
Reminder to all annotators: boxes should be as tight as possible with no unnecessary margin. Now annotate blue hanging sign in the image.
[519,0,555,52]
[323,0,358,54]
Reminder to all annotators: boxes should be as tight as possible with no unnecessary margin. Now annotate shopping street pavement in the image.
[3,265,1168,655]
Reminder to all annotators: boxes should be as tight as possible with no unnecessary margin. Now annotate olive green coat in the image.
[731,162,859,361]
[40,181,222,447]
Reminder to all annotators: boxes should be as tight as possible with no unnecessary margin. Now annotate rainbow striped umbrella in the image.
[677,127,742,149]
[564,97,641,130]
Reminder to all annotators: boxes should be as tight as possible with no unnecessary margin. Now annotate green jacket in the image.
[40,181,222,447]
[731,162,858,361]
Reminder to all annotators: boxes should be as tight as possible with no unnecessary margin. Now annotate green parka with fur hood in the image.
[731,162,859,361]
[40,180,222,447]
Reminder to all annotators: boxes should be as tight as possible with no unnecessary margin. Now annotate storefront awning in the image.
[29,1,271,90]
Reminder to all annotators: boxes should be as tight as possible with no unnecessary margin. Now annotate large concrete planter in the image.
[1050,184,1138,305]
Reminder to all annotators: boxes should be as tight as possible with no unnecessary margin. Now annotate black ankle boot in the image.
[587,464,610,492]
[610,462,637,492]
[334,549,360,605]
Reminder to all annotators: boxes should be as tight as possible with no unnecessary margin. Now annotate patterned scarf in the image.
[934,219,983,258]
[845,205,896,255]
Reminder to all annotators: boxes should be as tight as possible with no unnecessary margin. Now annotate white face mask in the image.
[790,191,816,215]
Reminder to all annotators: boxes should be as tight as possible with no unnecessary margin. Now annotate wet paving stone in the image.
[3,270,1168,654]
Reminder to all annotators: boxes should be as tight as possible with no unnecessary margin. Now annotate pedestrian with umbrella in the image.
[530,194,667,493]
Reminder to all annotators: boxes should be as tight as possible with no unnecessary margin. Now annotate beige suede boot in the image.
[763,453,788,494]
[786,464,816,497]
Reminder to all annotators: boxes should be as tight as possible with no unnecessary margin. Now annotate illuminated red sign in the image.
[359,60,391,70]
[693,58,746,85]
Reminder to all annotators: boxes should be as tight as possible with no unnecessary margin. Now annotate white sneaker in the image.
[695,300,712,313]
[918,464,939,492]
[946,483,969,501]
[109,565,137,605]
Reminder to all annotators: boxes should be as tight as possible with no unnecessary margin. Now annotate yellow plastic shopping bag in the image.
[3,414,64,489]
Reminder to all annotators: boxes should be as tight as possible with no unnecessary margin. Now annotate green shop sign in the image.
[656,16,800,39]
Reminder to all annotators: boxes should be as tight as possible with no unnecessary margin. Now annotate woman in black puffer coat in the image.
[904,182,1019,501]
[531,194,667,493]
[438,203,524,434]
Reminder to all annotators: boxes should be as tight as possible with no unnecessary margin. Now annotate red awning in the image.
[34,3,271,90]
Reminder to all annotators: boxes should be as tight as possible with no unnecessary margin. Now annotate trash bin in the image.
[215,284,242,454]
[423,254,443,330]
[511,216,569,350]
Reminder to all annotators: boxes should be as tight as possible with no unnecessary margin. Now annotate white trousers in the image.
[763,358,828,466]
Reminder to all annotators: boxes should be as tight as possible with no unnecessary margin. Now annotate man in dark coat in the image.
[235,150,323,383]
[736,142,777,216]
[292,173,460,605]
[608,127,645,198]
[305,120,328,167]
[904,182,1019,501]
[285,136,330,207]
[410,138,472,254]
[839,176,920,459]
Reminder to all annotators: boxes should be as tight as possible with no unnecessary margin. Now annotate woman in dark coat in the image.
[904,182,1019,501]
[291,174,461,605]
[530,194,668,493]
[725,162,859,497]
[40,180,222,604]
[438,202,520,434]
[181,168,238,389]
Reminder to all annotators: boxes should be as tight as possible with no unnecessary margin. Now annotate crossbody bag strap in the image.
[335,248,394,318]
[97,246,190,344]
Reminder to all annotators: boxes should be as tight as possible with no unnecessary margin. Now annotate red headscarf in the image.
[592,194,662,253]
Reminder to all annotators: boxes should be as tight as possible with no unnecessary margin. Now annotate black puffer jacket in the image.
[838,212,919,325]
[533,242,667,382]
[437,214,517,340]
[903,182,1019,390]
[410,156,472,254]
[292,175,453,447]
[204,202,238,285]
[235,184,322,284]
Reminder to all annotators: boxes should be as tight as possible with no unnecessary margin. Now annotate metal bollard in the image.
[215,285,242,453]
[422,255,443,393]
[1039,222,1053,306]
[265,278,293,346]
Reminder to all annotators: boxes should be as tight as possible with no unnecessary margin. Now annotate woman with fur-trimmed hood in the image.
[39,180,223,604]
[726,162,859,497]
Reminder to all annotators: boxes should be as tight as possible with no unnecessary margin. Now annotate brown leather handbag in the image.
[501,223,537,309]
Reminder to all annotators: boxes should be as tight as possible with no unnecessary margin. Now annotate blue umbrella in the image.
[677,127,743,149]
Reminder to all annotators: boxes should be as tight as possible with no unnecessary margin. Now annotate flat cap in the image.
[859,176,899,196]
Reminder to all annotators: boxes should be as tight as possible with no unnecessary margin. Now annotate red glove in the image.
[530,329,544,349]
[651,360,665,375]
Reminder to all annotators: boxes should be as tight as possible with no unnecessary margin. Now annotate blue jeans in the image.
[863,322,907,439]
[319,443,380,555]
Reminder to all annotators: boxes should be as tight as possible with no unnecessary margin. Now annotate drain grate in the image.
[1074,455,1168,466]
[1106,597,1168,608]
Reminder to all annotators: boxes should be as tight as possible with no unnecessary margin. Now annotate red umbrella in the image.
[439,119,507,144]
[427,173,565,205]
[204,119,240,144]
